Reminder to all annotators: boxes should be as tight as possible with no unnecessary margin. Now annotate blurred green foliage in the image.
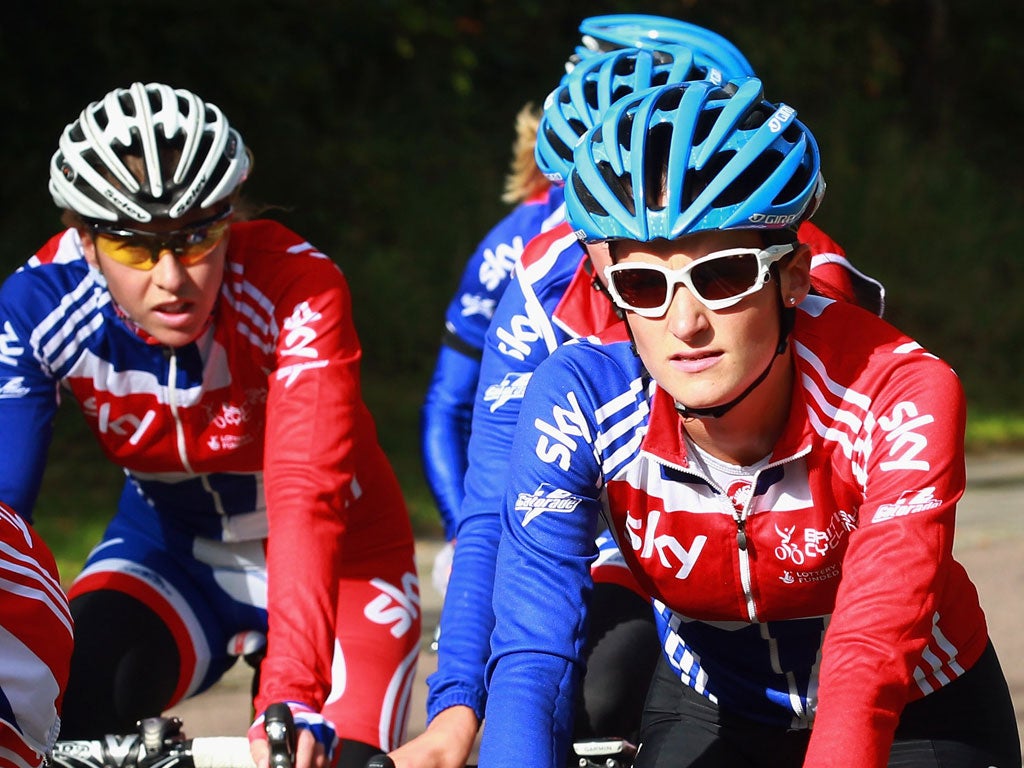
[5,1,1024,575]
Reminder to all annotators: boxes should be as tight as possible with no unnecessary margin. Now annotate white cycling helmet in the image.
[49,82,250,223]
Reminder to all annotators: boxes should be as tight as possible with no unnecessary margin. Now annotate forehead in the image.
[612,230,764,262]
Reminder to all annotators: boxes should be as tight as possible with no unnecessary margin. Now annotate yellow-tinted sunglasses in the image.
[89,209,233,271]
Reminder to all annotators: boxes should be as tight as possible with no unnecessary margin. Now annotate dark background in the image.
[2,1,1022,548]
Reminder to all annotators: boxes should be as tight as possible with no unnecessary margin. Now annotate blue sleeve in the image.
[419,343,480,539]
[425,266,569,721]
[0,275,61,521]
[422,194,562,538]
[479,346,604,768]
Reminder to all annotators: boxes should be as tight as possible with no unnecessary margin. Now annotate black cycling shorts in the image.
[635,640,1021,767]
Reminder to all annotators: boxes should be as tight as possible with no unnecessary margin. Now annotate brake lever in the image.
[263,703,296,768]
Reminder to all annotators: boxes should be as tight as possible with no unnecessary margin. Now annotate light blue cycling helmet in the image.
[536,44,727,185]
[576,14,755,82]
[565,78,824,243]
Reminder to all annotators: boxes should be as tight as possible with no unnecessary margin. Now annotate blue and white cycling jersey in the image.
[426,220,627,720]
[420,185,565,538]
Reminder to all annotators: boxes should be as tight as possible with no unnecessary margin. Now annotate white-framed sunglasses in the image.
[603,244,795,316]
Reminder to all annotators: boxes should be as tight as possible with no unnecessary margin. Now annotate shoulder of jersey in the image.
[517,221,576,271]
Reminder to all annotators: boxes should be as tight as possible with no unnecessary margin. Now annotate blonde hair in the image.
[501,102,551,205]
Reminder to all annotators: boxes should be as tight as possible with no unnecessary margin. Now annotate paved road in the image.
[167,451,1024,749]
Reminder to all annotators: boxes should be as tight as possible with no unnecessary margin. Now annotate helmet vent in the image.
[571,171,609,218]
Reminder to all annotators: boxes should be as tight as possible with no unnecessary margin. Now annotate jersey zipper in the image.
[166,349,195,474]
[167,347,231,528]
[642,452,762,619]
[646,445,816,723]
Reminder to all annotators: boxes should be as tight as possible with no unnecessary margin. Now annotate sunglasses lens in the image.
[94,235,157,270]
[177,221,230,264]
[690,253,760,302]
[611,267,670,310]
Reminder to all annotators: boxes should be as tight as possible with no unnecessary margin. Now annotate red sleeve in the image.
[803,356,980,766]
[253,253,362,712]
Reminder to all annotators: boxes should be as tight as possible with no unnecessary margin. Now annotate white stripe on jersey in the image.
[223,264,279,355]
[795,340,874,489]
[913,612,966,696]
[63,349,179,400]
[518,231,580,354]
[539,202,566,234]
[0,624,64,756]
[594,377,648,474]
[0,546,71,634]
[32,274,109,373]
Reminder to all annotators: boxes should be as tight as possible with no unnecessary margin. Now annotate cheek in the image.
[99,265,149,304]
[191,254,228,301]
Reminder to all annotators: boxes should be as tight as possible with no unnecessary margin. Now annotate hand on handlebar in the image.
[249,701,338,768]
[371,705,478,768]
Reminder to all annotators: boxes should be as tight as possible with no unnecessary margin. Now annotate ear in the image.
[77,226,101,269]
[781,243,812,305]
[585,241,613,285]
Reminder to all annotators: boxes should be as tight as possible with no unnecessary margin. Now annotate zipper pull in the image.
[736,518,748,551]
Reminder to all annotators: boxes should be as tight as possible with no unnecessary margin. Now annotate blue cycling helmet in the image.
[576,14,755,81]
[565,78,824,243]
[536,44,725,184]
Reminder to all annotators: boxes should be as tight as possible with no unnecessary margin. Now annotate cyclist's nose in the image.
[150,249,189,289]
[665,284,710,341]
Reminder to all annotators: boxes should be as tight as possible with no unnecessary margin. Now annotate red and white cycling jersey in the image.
[0,501,72,768]
[482,295,988,768]
[0,220,418,733]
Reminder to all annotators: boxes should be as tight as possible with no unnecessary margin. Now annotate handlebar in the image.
[48,707,299,768]
[361,737,634,768]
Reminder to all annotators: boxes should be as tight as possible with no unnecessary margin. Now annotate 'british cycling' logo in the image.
[725,480,753,513]
[871,488,943,523]
[515,483,584,526]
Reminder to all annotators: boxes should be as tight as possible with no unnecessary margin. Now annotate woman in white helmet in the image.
[0,82,421,768]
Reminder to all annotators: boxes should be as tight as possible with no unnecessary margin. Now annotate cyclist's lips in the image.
[669,350,722,373]
[151,300,200,326]
[153,300,192,314]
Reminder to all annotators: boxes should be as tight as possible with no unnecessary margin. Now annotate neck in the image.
[681,354,794,466]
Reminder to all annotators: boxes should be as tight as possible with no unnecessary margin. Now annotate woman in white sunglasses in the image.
[0,82,420,768]
[478,79,1020,768]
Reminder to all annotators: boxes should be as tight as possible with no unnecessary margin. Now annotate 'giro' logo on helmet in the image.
[748,213,800,226]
